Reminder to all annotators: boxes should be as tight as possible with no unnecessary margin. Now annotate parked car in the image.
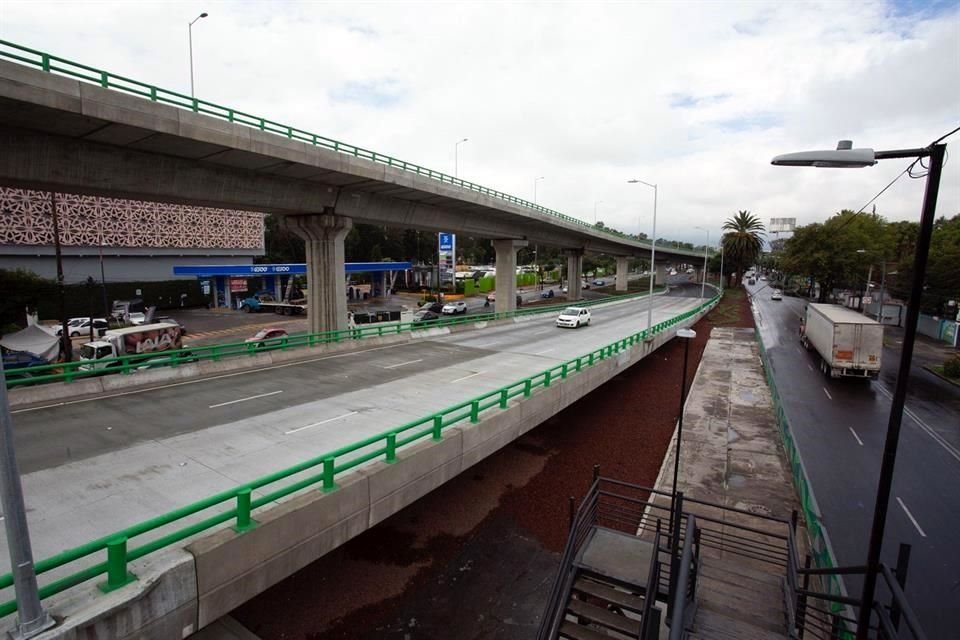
[541,289,555,299]
[556,306,591,329]
[592,279,606,286]
[57,318,109,337]
[420,301,444,314]
[771,289,783,301]
[55,317,91,336]
[128,312,147,326]
[412,310,441,324]
[245,327,289,349]
[441,301,467,315]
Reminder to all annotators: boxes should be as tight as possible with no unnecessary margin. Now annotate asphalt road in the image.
[747,281,960,638]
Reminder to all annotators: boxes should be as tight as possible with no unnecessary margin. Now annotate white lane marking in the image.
[823,388,833,400]
[807,364,814,372]
[208,390,283,409]
[285,411,358,435]
[533,348,555,355]
[896,497,927,538]
[382,359,423,370]
[533,329,552,335]
[13,342,409,414]
[848,427,864,446]
[451,371,483,383]
[875,384,960,464]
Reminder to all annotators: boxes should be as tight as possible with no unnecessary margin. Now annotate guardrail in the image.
[0,39,708,255]
[0,294,719,618]
[5,287,665,389]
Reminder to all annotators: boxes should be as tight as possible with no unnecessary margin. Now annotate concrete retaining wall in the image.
[22,300,713,638]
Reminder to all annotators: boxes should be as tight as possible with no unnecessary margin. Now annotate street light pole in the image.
[533,176,545,204]
[695,226,709,299]
[454,138,468,178]
[628,179,658,333]
[773,141,947,639]
[0,361,55,638]
[594,200,603,224]
[719,241,725,294]
[670,328,696,536]
[188,12,209,98]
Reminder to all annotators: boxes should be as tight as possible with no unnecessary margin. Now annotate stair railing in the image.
[668,514,698,640]
[639,521,665,640]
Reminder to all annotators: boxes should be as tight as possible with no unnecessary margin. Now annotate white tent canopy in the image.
[0,324,59,362]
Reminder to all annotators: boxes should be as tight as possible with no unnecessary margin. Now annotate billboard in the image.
[438,232,456,285]
[769,217,796,233]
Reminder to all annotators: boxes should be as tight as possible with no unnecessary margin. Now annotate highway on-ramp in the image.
[4,288,707,581]
[747,281,960,639]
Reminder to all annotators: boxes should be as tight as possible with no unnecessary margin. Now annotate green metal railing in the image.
[754,334,852,632]
[0,39,712,257]
[0,295,719,617]
[5,288,665,389]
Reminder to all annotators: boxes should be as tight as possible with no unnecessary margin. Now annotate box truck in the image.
[801,303,883,379]
[79,323,184,371]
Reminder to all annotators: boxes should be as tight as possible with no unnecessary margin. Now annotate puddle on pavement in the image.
[738,389,756,403]
[727,473,748,488]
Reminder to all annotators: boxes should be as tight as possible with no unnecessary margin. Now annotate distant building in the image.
[0,187,264,283]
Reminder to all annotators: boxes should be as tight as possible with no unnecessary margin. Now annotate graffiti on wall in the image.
[0,187,264,250]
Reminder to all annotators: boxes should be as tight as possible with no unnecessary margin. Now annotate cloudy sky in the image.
[2,0,958,245]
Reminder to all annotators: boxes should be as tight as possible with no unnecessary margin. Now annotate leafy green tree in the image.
[721,210,765,286]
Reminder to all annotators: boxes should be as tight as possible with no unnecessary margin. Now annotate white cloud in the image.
[1,0,957,245]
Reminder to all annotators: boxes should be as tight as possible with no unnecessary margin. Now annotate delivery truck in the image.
[239,292,307,316]
[79,322,184,371]
[801,303,883,379]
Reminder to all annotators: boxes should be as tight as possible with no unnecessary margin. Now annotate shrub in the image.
[943,357,960,379]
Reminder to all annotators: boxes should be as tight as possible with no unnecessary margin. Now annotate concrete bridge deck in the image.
[2,289,715,638]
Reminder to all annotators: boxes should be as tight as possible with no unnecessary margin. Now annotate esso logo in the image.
[275,266,290,272]
[252,266,268,273]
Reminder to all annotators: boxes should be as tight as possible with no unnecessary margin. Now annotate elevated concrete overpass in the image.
[1,288,717,638]
[0,41,708,331]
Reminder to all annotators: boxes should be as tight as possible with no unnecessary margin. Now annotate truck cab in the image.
[79,322,183,371]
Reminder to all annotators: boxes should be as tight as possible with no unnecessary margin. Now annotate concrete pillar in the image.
[273,275,282,299]
[283,213,353,334]
[223,278,232,310]
[655,264,667,287]
[565,250,584,301]
[615,256,629,292]
[493,239,527,313]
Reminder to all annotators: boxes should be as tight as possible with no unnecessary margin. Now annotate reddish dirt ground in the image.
[234,291,754,639]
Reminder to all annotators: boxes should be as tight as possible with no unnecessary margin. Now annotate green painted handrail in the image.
[5,287,666,388]
[0,39,713,256]
[0,295,719,616]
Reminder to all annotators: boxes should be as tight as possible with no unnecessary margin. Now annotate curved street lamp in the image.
[628,179,658,334]
[454,138,468,178]
[188,12,209,98]
[773,139,946,640]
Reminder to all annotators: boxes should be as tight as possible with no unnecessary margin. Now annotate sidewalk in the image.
[652,326,804,638]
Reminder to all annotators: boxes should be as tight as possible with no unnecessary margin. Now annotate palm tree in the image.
[722,210,765,286]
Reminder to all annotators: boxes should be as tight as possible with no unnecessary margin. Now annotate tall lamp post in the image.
[188,12,208,98]
[533,176,545,204]
[694,226,710,299]
[773,139,946,639]
[628,179,658,334]
[454,138,468,178]
[593,200,603,225]
[671,328,696,535]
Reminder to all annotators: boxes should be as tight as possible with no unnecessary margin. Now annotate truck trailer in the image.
[240,292,307,316]
[79,322,184,371]
[801,303,883,379]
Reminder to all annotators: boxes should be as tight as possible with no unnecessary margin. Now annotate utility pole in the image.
[0,360,55,638]
[50,193,71,362]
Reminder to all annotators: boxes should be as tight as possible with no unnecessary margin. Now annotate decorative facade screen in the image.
[0,187,264,250]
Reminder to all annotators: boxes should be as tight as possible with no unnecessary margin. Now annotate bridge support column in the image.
[615,256,629,292]
[283,213,353,335]
[655,264,667,287]
[565,250,584,301]
[493,239,527,313]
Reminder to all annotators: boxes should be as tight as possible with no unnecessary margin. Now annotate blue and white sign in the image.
[438,232,456,285]
[439,233,454,251]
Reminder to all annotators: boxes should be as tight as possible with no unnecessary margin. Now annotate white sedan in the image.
[771,289,783,301]
[441,301,467,315]
[556,306,591,328]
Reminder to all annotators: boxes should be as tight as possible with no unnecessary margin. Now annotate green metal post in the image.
[99,536,136,592]
[470,400,479,423]
[386,433,397,462]
[432,416,443,441]
[499,389,508,409]
[544,371,552,388]
[523,379,532,397]
[233,488,256,532]
[322,457,337,492]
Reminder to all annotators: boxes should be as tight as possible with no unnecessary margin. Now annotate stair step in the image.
[573,576,645,613]
[699,555,783,588]
[690,608,788,640]
[698,574,785,614]
[567,598,641,637]
[559,620,621,640]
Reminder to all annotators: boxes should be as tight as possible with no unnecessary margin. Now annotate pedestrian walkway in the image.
[651,326,803,638]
